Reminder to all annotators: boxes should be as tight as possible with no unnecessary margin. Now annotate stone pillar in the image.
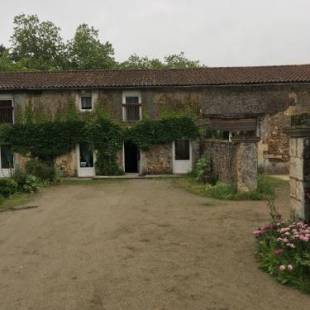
[287,128,310,222]
[232,137,259,192]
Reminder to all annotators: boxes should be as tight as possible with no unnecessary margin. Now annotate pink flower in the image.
[274,248,284,256]
[279,265,286,271]
[287,264,294,271]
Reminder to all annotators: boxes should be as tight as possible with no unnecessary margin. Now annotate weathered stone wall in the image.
[11,83,308,122]
[140,141,200,175]
[235,141,258,191]
[258,109,292,174]
[13,91,77,120]
[55,149,77,177]
[203,140,237,184]
[203,138,258,192]
[14,150,78,177]
[289,135,310,221]
[141,144,173,174]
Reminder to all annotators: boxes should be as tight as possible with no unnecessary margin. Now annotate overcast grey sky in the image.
[0,0,309,67]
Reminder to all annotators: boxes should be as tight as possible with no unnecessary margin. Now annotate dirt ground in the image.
[0,179,309,310]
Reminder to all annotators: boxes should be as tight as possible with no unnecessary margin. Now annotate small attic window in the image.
[80,92,93,111]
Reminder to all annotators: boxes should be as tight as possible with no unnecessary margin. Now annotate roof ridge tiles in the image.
[1,64,310,90]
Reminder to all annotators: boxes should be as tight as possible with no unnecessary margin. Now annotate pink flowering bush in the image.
[254,220,310,293]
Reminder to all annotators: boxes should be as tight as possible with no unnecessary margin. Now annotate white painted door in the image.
[172,139,192,174]
[0,145,14,178]
[77,144,95,177]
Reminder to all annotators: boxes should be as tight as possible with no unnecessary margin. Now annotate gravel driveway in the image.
[0,179,309,310]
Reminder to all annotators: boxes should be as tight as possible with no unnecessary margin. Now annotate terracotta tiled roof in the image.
[1,64,310,90]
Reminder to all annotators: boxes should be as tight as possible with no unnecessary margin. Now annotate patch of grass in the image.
[262,175,288,188]
[0,192,36,212]
[174,174,287,201]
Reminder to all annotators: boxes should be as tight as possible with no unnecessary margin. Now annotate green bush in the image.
[191,155,210,182]
[26,159,59,183]
[0,178,18,197]
[191,154,218,184]
[12,168,40,193]
[21,175,40,193]
[95,153,124,176]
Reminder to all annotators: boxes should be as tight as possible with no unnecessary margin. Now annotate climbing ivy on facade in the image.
[0,115,199,175]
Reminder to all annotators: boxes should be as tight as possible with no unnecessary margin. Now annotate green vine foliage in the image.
[4,120,84,162]
[125,116,199,150]
[85,117,124,175]
[0,114,199,175]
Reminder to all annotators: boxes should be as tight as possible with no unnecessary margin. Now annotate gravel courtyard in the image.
[0,179,309,310]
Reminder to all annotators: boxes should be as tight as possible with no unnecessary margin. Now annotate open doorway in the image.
[124,141,139,173]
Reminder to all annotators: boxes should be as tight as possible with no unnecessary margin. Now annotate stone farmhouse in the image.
[0,64,310,178]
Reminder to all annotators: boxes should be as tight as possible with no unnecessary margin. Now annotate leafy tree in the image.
[66,24,116,69]
[164,52,201,68]
[0,44,26,71]
[119,54,164,69]
[119,52,201,69]
[0,14,203,71]
[10,14,65,70]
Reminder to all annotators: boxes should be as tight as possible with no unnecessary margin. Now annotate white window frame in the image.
[0,94,14,124]
[76,144,96,177]
[0,145,15,178]
[79,91,93,112]
[122,91,142,121]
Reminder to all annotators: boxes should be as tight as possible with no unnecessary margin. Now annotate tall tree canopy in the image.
[66,24,116,69]
[10,14,65,70]
[0,14,203,71]
[164,52,200,69]
[119,54,165,69]
[119,52,201,69]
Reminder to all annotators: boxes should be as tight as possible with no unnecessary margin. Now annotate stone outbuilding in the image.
[1,64,310,177]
